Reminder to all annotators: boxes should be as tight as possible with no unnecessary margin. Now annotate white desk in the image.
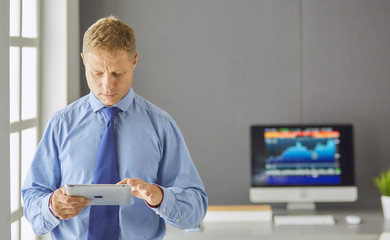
[165,209,390,240]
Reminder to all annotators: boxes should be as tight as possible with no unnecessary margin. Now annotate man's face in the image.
[82,49,138,106]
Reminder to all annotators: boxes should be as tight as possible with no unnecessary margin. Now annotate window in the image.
[10,0,40,239]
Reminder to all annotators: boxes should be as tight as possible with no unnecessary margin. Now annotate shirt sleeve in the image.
[21,118,62,235]
[148,118,208,229]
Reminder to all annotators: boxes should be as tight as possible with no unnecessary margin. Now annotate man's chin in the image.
[96,93,122,106]
[100,99,117,107]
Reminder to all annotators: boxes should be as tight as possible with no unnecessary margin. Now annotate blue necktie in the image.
[88,106,121,240]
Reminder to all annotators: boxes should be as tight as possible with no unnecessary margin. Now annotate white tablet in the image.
[65,184,131,205]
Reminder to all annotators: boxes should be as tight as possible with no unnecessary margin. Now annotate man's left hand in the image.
[117,178,163,207]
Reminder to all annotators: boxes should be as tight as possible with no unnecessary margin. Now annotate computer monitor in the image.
[250,124,357,211]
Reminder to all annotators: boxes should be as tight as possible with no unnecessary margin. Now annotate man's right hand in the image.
[50,187,90,220]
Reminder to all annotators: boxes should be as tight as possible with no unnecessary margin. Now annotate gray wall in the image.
[79,0,390,208]
[1,0,11,238]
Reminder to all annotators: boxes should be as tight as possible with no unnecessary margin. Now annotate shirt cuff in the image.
[147,186,181,224]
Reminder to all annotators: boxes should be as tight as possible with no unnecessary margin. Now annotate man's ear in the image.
[133,53,139,69]
[81,53,86,65]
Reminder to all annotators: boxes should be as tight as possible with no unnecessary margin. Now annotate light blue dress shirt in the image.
[22,88,208,240]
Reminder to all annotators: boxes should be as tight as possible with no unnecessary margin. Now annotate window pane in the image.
[21,127,37,207]
[21,216,36,240]
[10,132,20,213]
[21,47,37,120]
[11,220,19,240]
[21,0,37,38]
[10,47,20,123]
[10,0,21,37]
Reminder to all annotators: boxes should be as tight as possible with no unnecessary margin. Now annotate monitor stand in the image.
[274,202,336,225]
[286,202,316,212]
[272,202,318,216]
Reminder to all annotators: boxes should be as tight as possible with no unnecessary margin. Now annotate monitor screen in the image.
[251,124,355,187]
[250,124,357,208]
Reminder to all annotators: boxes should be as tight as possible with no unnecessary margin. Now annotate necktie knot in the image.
[101,106,121,123]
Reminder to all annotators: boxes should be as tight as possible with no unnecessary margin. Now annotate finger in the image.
[60,187,66,195]
[138,184,157,201]
[130,186,143,199]
[130,183,147,199]
[56,200,90,209]
[128,178,144,186]
[116,179,129,185]
[51,187,90,220]
[143,185,163,206]
[137,184,150,195]
[52,187,66,203]
[61,195,89,205]
[54,187,87,204]
[84,198,91,206]
[53,200,84,212]
[118,178,140,185]
[54,199,90,219]
[60,208,82,220]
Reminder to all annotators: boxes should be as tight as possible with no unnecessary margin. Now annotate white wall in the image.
[40,0,80,133]
[39,1,80,239]
[40,0,67,131]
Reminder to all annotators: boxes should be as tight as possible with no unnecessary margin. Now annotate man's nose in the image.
[102,74,114,92]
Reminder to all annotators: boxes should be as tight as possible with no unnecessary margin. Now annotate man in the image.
[22,16,208,239]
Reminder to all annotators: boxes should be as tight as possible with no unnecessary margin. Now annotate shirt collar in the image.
[89,88,135,113]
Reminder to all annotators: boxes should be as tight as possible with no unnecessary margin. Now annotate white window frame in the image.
[9,0,41,239]
[8,1,80,239]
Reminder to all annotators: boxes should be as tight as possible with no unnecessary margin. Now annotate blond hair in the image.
[83,16,136,56]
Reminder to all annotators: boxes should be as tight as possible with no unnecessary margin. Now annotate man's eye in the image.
[113,72,122,76]
[92,72,103,77]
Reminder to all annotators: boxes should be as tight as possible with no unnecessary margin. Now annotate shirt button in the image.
[176,219,180,223]
[163,208,166,213]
